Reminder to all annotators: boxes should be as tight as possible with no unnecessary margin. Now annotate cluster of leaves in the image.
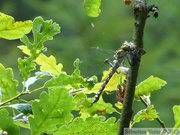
[0,12,179,135]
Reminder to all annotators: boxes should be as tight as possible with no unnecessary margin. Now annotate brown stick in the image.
[118,0,148,134]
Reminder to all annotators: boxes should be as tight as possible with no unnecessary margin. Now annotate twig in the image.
[118,0,148,134]
[0,85,45,107]
[0,92,28,106]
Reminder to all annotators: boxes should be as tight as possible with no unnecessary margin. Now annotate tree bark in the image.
[118,0,148,134]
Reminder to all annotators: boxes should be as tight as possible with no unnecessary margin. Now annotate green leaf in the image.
[18,57,36,80]
[44,59,90,89]
[29,87,74,135]
[44,73,82,89]
[84,0,101,17]
[18,17,60,79]
[79,68,121,94]
[0,64,19,102]
[18,45,63,76]
[72,59,81,76]
[36,54,63,76]
[135,76,167,100]
[73,93,118,119]
[56,116,119,135]
[32,16,60,48]
[7,103,32,114]
[133,105,158,124]
[0,109,19,135]
[173,105,180,128]
[0,12,32,40]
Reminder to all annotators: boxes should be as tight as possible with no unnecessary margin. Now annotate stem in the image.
[118,0,148,134]
[0,86,44,106]
[0,92,28,106]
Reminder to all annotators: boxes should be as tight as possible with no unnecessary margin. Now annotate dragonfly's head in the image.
[121,41,136,52]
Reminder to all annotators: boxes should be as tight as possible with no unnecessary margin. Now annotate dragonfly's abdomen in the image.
[92,62,120,104]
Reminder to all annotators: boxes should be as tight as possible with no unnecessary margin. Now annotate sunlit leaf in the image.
[18,17,60,80]
[55,116,119,135]
[18,57,36,80]
[20,16,60,52]
[35,55,63,76]
[18,45,62,76]
[115,102,123,110]
[32,16,60,47]
[0,12,32,40]
[173,105,180,129]
[44,59,91,89]
[80,68,122,94]
[133,105,158,124]
[44,73,81,89]
[135,76,167,100]
[0,64,19,102]
[29,87,74,135]
[0,109,19,135]
[84,0,101,17]
[17,45,31,55]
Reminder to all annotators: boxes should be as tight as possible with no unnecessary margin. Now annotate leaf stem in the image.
[0,92,29,106]
[0,86,44,106]
[30,86,45,94]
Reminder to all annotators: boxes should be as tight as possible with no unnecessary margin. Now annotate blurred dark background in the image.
[0,0,179,134]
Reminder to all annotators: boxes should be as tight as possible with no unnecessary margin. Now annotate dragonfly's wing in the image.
[86,47,115,75]
[86,62,109,75]
[88,47,115,62]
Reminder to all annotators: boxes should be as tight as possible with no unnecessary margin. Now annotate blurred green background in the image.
[0,0,179,133]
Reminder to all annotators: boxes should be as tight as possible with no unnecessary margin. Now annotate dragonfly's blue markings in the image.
[92,41,137,104]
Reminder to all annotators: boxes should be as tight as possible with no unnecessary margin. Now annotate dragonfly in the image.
[92,41,144,104]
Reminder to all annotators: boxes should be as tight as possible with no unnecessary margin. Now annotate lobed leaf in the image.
[0,64,19,102]
[0,109,19,135]
[44,73,83,89]
[29,87,74,135]
[32,16,60,48]
[35,55,63,76]
[73,93,118,119]
[84,0,101,17]
[44,59,91,89]
[133,105,159,124]
[135,76,167,100]
[56,116,119,135]
[173,105,180,129]
[0,12,32,40]
[18,45,63,76]
[18,17,60,79]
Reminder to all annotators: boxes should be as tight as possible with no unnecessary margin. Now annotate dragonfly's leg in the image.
[126,55,132,65]
[104,59,113,67]
[104,59,119,74]
[125,51,135,65]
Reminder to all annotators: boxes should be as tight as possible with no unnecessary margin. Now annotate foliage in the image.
[0,4,179,135]
[84,0,101,17]
[0,12,32,40]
